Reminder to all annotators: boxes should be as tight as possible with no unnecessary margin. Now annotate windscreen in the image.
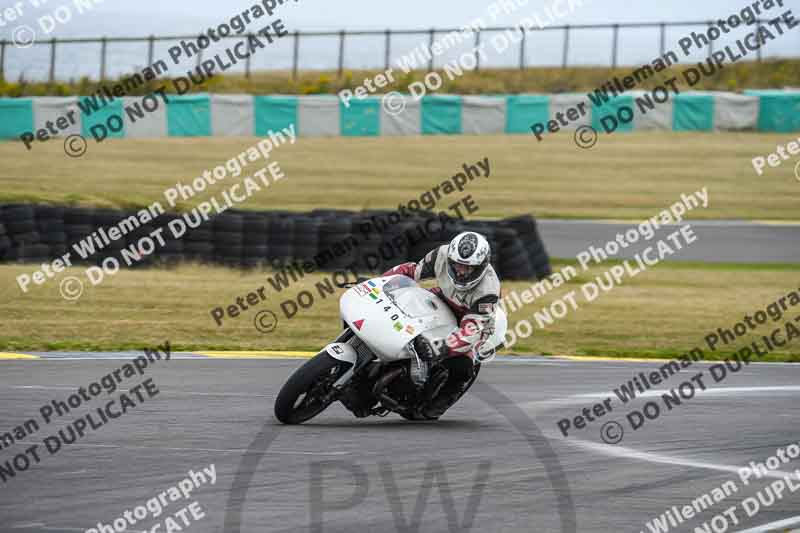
[382,276,437,318]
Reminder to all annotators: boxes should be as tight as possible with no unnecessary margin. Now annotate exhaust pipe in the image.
[372,367,405,411]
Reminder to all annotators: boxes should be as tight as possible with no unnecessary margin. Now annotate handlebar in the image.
[335,276,371,289]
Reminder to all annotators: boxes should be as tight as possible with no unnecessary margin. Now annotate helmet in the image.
[446,232,491,291]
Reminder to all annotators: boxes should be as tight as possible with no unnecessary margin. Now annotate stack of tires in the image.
[315,212,356,270]
[156,213,184,266]
[0,204,552,281]
[266,215,294,266]
[240,212,269,267]
[293,216,320,264]
[63,207,94,265]
[500,215,552,279]
[213,213,243,267]
[183,216,214,264]
[352,212,384,272]
[92,209,129,266]
[2,205,49,263]
[36,205,67,261]
[0,211,10,259]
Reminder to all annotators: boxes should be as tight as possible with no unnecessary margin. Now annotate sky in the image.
[2,0,798,81]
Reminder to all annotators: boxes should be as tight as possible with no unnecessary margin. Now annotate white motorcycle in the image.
[274,274,507,424]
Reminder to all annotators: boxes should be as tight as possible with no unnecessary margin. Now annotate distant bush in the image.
[1,59,798,97]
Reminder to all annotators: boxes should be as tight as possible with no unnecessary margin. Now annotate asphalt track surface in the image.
[538,220,800,264]
[2,355,800,533]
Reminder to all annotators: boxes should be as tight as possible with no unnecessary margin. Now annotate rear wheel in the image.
[400,363,482,421]
[274,352,349,424]
[400,411,439,421]
[451,363,481,406]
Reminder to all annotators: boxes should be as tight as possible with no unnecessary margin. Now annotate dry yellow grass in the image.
[1,262,797,360]
[4,60,798,96]
[0,133,797,220]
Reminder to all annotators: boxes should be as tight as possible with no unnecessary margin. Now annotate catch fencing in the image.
[0,20,779,83]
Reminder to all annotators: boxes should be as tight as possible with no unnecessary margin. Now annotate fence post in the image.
[562,25,570,68]
[384,29,391,71]
[337,30,345,77]
[147,35,154,67]
[519,27,526,70]
[49,38,57,83]
[100,37,107,80]
[659,23,665,58]
[245,34,252,79]
[707,21,713,57]
[756,20,763,62]
[0,40,5,81]
[611,24,619,69]
[292,30,299,80]
[428,29,435,71]
[474,30,481,71]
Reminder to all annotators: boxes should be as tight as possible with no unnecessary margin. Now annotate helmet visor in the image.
[447,258,487,287]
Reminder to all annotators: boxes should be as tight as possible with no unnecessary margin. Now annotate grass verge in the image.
[1,261,798,361]
[1,133,799,220]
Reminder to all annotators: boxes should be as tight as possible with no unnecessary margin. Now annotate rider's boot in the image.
[421,355,474,418]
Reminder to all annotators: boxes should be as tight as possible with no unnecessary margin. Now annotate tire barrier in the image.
[0,204,552,281]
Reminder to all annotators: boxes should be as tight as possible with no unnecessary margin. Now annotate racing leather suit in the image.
[383,245,501,416]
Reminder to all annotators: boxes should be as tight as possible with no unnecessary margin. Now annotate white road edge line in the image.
[16,441,349,456]
[572,385,800,399]
[734,515,800,532]
[524,385,800,410]
[551,435,800,482]
[10,385,271,397]
[530,386,800,486]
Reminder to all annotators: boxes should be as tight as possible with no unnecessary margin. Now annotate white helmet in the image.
[446,232,491,291]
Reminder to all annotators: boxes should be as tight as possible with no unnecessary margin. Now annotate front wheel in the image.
[274,351,348,424]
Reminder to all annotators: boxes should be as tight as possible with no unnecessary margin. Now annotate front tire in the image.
[274,351,347,424]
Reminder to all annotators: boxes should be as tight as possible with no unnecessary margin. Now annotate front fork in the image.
[326,327,376,394]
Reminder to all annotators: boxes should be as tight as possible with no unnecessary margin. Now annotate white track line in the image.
[550,436,800,482]
[525,385,800,411]
[534,386,800,482]
[572,385,800,399]
[16,441,348,456]
[735,515,800,532]
[10,385,271,397]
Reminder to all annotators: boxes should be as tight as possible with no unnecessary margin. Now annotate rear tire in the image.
[274,351,348,425]
[451,363,481,406]
[400,412,439,421]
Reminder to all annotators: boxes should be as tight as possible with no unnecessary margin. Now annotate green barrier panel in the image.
[167,94,211,137]
[506,95,549,134]
[0,99,34,139]
[673,94,715,131]
[340,98,380,136]
[80,97,126,139]
[591,95,635,133]
[746,91,800,132]
[422,95,462,135]
[255,96,298,136]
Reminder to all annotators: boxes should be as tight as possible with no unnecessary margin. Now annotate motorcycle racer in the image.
[383,231,500,417]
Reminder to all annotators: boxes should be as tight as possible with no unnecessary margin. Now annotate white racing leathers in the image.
[383,245,501,359]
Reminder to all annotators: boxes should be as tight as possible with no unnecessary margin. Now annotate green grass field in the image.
[1,261,798,360]
[1,133,798,220]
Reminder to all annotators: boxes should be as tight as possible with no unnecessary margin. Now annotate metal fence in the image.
[0,20,772,83]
